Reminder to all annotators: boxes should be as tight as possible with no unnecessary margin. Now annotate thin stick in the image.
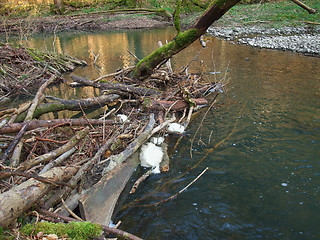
[130,169,152,194]
[190,92,218,159]
[60,198,84,221]
[146,167,208,207]
[127,50,140,61]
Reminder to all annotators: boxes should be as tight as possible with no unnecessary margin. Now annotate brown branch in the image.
[0,118,116,134]
[0,170,74,187]
[0,122,29,163]
[71,75,160,96]
[18,127,90,172]
[130,169,152,194]
[146,167,208,207]
[290,0,317,14]
[149,98,208,111]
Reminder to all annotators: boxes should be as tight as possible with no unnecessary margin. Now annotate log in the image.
[0,166,78,228]
[0,118,116,134]
[290,0,317,14]
[43,136,116,209]
[71,75,160,96]
[25,75,56,121]
[79,153,140,225]
[15,94,120,122]
[78,114,155,225]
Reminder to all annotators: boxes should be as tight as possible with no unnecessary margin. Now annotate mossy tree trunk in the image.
[53,0,65,14]
[133,0,241,80]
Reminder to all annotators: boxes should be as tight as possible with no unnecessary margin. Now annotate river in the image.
[27,27,320,239]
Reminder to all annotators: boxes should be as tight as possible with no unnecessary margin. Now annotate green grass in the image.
[217,0,319,27]
[21,221,102,240]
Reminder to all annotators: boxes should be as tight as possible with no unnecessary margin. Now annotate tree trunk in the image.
[53,0,65,14]
[133,0,241,80]
[0,166,78,228]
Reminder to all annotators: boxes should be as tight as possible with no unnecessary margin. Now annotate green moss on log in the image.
[133,28,201,79]
[21,221,102,240]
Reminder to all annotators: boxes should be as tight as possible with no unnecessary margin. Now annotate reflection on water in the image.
[27,28,320,240]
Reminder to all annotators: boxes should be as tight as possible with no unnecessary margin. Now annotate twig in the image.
[130,169,152,194]
[127,50,140,61]
[0,122,29,164]
[0,170,74,187]
[145,167,208,207]
[61,198,84,221]
[39,147,76,174]
[93,66,134,82]
[190,92,218,159]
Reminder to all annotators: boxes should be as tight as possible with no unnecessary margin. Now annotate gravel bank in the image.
[207,26,320,56]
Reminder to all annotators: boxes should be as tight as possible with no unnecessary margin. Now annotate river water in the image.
[27,27,320,239]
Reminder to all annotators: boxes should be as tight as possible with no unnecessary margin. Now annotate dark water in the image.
[27,28,320,239]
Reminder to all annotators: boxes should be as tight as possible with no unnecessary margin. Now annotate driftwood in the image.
[0,122,29,163]
[15,94,120,122]
[149,98,208,111]
[0,118,116,134]
[130,169,152,194]
[71,75,159,96]
[25,75,56,121]
[18,127,90,172]
[104,113,155,170]
[44,135,116,209]
[9,75,56,167]
[0,166,78,228]
[78,114,155,225]
[79,152,140,225]
[290,0,317,14]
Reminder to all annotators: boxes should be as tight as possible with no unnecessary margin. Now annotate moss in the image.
[174,0,182,32]
[27,48,44,61]
[21,221,102,240]
[174,28,200,47]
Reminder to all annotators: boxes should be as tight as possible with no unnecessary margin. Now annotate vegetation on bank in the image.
[0,0,318,28]
[21,221,102,240]
[217,0,319,27]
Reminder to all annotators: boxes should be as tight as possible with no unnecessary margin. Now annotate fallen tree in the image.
[0,166,78,228]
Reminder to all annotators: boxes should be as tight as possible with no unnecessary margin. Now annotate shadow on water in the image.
[26,27,320,240]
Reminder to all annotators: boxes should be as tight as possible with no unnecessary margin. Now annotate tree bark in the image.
[71,75,160,96]
[53,0,65,14]
[0,166,78,228]
[0,118,115,134]
[133,0,241,80]
[148,98,208,111]
[15,94,120,122]
[290,0,317,14]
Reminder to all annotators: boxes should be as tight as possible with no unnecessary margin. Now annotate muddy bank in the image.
[208,25,320,56]
[0,13,171,37]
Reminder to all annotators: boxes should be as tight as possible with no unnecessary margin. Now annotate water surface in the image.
[28,28,320,240]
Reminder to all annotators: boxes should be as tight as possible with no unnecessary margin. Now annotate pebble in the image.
[207,26,320,55]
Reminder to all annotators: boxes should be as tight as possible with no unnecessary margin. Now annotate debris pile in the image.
[0,42,224,239]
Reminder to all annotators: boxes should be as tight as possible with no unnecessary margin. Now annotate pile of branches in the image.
[0,48,225,239]
[0,42,87,98]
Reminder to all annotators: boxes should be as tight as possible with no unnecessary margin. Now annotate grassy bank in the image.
[0,0,319,29]
[216,0,319,27]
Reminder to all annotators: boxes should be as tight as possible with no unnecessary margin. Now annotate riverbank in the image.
[1,1,319,56]
[207,25,320,56]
